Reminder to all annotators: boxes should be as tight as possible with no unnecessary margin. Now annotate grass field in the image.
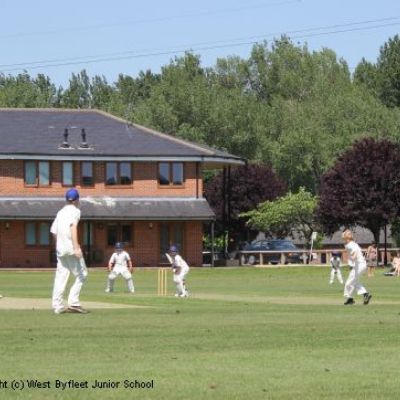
[1,266,400,400]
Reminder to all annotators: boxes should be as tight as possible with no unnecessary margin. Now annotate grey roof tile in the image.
[0,197,215,220]
[0,109,243,164]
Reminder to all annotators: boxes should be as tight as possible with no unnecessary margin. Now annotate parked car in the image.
[240,239,302,265]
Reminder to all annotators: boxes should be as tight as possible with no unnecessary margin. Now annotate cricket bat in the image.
[165,253,173,264]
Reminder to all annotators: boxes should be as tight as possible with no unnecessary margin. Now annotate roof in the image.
[289,226,393,247]
[0,197,215,221]
[0,108,244,165]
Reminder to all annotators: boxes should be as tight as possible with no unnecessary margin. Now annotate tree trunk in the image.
[372,228,380,268]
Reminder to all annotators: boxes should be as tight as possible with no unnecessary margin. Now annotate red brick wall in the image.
[0,220,204,268]
[0,221,52,268]
[0,159,206,268]
[185,221,203,266]
[0,160,202,198]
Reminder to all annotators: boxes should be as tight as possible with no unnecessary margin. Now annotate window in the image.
[24,161,50,186]
[106,162,132,185]
[81,162,94,186]
[159,222,184,261]
[158,162,184,186]
[82,222,94,246]
[107,223,133,246]
[62,162,74,186]
[25,223,36,246]
[25,222,51,246]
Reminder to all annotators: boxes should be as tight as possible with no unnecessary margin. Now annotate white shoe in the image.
[105,288,112,293]
[174,293,179,297]
[0,294,3,299]
[54,308,67,314]
[130,290,135,294]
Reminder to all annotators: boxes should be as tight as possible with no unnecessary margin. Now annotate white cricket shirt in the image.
[50,204,81,257]
[345,241,365,266]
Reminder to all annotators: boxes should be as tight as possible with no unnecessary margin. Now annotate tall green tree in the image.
[62,70,92,108]
[0,72,57,107]
[376,35,400,107]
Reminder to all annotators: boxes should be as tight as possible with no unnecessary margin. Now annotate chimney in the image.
[79,128,89,149]
[60,128,70,148]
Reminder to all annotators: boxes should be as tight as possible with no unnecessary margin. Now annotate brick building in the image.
[0,109,243,268]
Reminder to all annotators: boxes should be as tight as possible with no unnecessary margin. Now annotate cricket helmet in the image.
[65,188,80,201]
[115,242,124,250]
[169,245,178,253]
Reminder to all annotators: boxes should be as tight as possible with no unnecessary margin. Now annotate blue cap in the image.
[169,245,178,253]
[115,242,124,250]
[65,188,80,201]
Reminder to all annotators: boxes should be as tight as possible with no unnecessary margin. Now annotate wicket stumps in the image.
[157,268,167,296]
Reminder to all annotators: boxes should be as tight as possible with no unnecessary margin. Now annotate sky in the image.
[0,0,399,87]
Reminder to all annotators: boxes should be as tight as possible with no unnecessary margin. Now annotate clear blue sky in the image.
[0,0,399,87]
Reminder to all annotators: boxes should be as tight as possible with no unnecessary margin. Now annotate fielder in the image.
[166,245,189,297]
[105,242,135,293]
[51,188,88,314]
[342,229,372,305]
[329,251,344,284]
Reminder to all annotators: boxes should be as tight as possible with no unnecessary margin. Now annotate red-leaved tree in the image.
[317,138,400,243]
[204,164,286,245]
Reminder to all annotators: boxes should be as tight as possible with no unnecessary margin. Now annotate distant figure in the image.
[105,242,135,293]
[329,251,344,285]
[342,229,372,306]
[392,251,400,277]
[366,242,378,277]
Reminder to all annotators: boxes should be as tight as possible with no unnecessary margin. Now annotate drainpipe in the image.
[211,221,215,268]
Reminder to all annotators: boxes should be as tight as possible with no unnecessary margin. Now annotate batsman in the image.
[166,245,190,297]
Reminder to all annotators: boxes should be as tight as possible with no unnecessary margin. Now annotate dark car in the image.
[240,239,302,265]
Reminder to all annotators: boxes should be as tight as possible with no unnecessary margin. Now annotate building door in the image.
[159,222,184,262]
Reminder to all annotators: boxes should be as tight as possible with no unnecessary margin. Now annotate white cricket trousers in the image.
[330,268,343,284]
[106,268,134,292]
[173,272,188,295]
[52,255,88,312]
[344,262,367,298]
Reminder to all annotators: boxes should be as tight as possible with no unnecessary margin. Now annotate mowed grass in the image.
[1,266,400,400]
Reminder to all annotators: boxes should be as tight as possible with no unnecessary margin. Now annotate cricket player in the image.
[329,251,344,285]
[167,245,190,297]
[51,188,88,314]
[342,229,372,305]
[105,242,134,293]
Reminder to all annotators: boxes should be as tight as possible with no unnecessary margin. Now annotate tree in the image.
[61,70,92,108]
[353,58,378,95]
[376,35,400,107]
[241,188,318,243]
[0,72,57,107]
[317,138,400,244]
[204,164,286,244]
[355,35,400,107]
